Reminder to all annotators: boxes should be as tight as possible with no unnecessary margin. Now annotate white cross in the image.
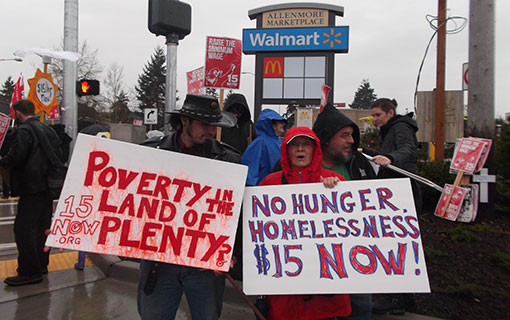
[472,168,496,203]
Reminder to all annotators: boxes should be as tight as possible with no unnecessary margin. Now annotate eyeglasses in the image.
[288,140,314,149]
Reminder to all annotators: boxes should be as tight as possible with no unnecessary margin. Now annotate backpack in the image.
[24,122,67,200]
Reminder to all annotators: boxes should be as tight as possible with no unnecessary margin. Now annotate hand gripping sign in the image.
[46,134,248,271]
[243,178,430,295]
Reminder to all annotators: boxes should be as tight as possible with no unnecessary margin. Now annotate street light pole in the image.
[0,58,23,62]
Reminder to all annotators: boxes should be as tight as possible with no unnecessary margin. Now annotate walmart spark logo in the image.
[243,26,349,53]
[322,28,342,48]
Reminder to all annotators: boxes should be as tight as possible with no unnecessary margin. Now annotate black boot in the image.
[372,294,406,315]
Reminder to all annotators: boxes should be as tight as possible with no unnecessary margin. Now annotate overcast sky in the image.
[0,0,508,118]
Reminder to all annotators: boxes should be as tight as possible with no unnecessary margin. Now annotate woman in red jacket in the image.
[259,126,351,320]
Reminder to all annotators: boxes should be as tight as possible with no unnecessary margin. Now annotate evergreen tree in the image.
[135,46,166,127]
[0,76,15,99]
[111,90,131,123]
[349,79,377,109]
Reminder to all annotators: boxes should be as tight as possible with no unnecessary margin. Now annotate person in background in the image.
[0,128,14,199]
[50,124,73,164]
[1,100,62,286]
[242,109,287,186]
[361,98,421,315]
[313,103,377,320]
[137,94,241,320]
[221,93,255,154]
[259,126,351,320]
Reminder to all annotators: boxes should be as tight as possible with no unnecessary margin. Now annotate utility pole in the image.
[467,0,494,138]
[467,0,495,212]
[63,0,79,142]
[434,0,446,161]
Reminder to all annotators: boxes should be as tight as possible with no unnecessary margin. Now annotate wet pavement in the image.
[0,199,441,320]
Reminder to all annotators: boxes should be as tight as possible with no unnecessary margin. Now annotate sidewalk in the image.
[0,252,441,319]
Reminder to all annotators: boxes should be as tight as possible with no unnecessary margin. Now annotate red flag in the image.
[9,74,25,119]
[319,84,331,113]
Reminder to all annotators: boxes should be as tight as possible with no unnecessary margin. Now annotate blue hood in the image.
[255,109,286,137]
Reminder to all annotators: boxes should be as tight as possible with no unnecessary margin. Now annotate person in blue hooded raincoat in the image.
[241,109,287,186]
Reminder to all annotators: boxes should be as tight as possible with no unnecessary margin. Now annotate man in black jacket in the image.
[312,103,377,320]
[1,99,61,286]
[137,94,241,320]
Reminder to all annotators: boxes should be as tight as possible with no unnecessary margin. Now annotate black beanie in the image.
[312,103,360,149]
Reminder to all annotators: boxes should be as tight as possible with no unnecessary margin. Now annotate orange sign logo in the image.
[264,57,284,78]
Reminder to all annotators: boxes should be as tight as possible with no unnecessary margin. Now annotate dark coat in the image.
[143,131,241,164]
[0,117,61,196]
[364,113,422,211]
[221,94,255,154]
[365,114,419,176]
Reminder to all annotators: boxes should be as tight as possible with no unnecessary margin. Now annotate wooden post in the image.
[434,0,447,161]
[216,89,225,141]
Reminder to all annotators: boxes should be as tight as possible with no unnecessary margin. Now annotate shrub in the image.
[417,160,454,210]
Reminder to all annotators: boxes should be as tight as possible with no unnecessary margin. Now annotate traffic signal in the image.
[76,79,100,96]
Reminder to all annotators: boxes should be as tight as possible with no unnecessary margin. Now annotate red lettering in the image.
[118,193,135,216]
[136,197,159,219]
[186,183,212,207]
[98,189,117,213]
[119,220,140,248]
[185,229,206,258]
[153,175,172,200]
[97,216,121,245]
[137,172,157,196]
[201,233,229,261]
[317,243,348,279]
[98,166,117,187]
[84,151,109,186]
[350,245,377,274]
[140,222,162,251]
[159,226,185,254]
[159,201,176,222]
[118,169,140,190]
[198,213,215,230]
[172,179,192,202]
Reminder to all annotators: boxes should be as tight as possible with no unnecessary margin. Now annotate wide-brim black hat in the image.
[168,94,237,128]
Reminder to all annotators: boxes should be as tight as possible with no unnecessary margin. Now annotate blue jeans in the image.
[137,260,225,320]
[338,294,372,320]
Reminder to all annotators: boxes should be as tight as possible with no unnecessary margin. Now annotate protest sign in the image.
[243,178,430,295]
[450,138,486,174]
[46,134,248,272]
[0,113,10,149]
[187,66,206,95]
[204,36,242,89]
[434,184,469,221]
[456,184,479,223]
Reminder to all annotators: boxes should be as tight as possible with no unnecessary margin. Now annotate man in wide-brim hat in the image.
[137,94,241,320]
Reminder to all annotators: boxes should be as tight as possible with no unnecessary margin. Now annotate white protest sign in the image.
[243,178,430,295]
[46,134,248,272]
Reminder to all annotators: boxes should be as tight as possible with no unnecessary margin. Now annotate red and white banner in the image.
[204,36,242,89]
[9,73,25,119]
[187,66,206,95]
[450,137,491,174]
[46,105,60,120]
[46,135,248,271]
[434,184,469,221]
[320,84,331,112]
[0,113,11,149]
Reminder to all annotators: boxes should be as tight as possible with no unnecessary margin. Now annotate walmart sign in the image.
[243,26,349,53]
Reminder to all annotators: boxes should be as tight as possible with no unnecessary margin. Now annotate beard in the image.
[329,147,353,164]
